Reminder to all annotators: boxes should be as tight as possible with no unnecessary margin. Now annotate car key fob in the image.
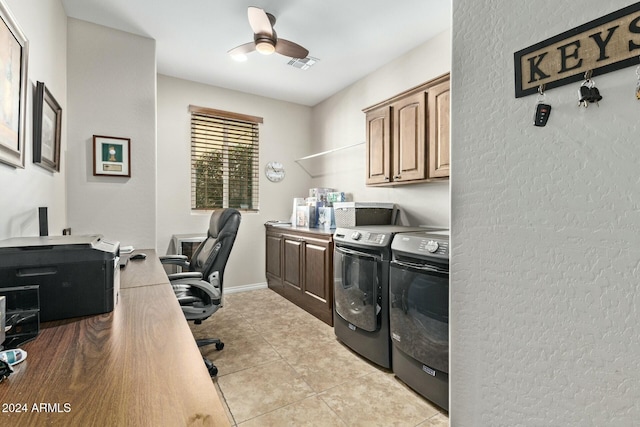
[534,103,551,127]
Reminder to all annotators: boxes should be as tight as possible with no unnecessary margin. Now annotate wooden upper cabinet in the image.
[364,73,450,186]
[365,106,391,185]
[427,79,450,178]
[393,91,426,182]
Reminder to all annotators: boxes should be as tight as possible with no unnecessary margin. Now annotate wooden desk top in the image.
[121,249,171,288]
[0,252,230,426]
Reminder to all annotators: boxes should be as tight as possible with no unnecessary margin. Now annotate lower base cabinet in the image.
[265,225,333,326]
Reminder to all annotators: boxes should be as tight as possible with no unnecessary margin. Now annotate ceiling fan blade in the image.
[275,39,309,59]
[248,6,273,37]
[228,42,256,60]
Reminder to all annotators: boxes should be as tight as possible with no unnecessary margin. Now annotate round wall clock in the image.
[265,161,285,182]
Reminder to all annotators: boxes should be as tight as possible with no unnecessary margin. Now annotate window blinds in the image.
[190,106,262,211]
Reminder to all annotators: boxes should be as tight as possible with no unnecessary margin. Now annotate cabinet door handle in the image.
[393,175,401,179]
[385,176,390,181]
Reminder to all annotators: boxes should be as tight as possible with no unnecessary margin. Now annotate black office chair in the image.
[160,208,241,376]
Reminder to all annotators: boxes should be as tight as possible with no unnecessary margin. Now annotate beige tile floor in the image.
[191,288,449,427]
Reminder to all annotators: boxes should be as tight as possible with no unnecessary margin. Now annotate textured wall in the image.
[451,0,640,425]
[156,75,313,289]
[0,0,67,239]
[66,19,157,248]
[311,30,451,227]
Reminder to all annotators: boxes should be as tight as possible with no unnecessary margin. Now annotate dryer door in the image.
[390,260,448,373]
[333,246,382,332]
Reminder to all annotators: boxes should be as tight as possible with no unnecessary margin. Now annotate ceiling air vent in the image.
[287,56,319,70]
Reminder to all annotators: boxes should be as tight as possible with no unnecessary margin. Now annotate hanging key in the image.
[587,79,602,107]
[534,85,551,127]
[578,80,592,107]
[589,84,602,106]
[534,103,551,127]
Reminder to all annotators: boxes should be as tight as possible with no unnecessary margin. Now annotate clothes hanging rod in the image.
[295,141,364,162]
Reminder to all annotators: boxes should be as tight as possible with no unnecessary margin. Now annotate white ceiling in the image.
[61,0,451,106]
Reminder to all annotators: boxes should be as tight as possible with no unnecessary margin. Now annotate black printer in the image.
[0,235,120,322]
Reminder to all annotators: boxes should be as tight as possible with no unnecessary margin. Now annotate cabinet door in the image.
[265,232,284,293]
[283,237,303,292]
[392,91,426,182]
[303,239,330,303]
[427,79,450,178]
[302,237,333,325]
[365,106,391,185]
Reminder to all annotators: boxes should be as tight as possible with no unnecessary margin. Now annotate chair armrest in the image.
[159,255,190,270]
[167,272,203,281]
[171,277,221,321]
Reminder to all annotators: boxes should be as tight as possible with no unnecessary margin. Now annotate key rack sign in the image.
[515,2,640,97]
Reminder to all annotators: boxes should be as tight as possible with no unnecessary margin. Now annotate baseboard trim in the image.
[224,282,268,294]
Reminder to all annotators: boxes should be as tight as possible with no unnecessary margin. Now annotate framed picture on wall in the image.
[93,135,131,177]
[0,1,28,168]
[33,81,62,172]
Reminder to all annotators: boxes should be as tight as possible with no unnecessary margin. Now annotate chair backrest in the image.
[189,209,241,293]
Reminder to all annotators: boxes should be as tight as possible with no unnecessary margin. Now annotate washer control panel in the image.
[334,228,391,247]
[424,240,440,253]
[392,230,450,260]
[334,226,435,249]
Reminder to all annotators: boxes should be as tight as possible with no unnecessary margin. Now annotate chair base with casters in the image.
[196,337,224,377]
[162,261,225,376]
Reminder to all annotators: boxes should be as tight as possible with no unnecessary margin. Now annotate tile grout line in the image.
[213,378,238,426]
[224,297,325,424]
[227,294,354,399]
[216,301,307,425]
[214,289,449,426]
[315,392,350,427]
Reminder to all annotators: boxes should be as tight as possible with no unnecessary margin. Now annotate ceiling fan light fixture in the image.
[230,52,248,62]
[255,39,275,55]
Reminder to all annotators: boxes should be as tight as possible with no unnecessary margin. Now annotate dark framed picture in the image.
[93,135,131,177]
[0,1,28,168]
[33,81,62,172]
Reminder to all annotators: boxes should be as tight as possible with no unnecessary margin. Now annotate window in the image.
[190,105,262,211]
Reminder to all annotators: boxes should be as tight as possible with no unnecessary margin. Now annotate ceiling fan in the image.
[228,6,309,61]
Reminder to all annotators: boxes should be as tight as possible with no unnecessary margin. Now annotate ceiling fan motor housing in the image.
[254,35,276,54]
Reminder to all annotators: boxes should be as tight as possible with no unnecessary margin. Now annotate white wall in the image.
[156,75,313,289]
[0,0,67,240]
[66,19,156,248]
[451,1,640,425]
[310,30,451,227]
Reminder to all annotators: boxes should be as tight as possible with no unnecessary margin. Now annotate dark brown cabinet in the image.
[265,225,333,326]
[265,232,283,292]
[364,73,450,186]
